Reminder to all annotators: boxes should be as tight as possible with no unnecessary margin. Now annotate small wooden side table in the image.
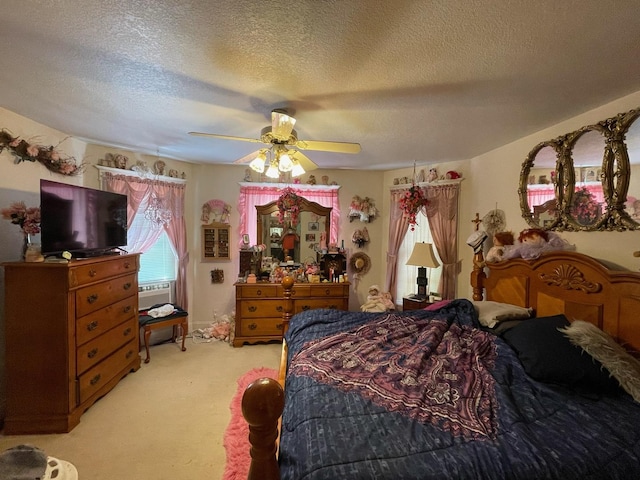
[402,296,432,311]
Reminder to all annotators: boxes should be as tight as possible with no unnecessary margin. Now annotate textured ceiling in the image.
[1,0,639,170]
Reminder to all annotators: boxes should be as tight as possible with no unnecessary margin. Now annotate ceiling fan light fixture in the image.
[265,159,280,179]
[249,150,267,173]
[291,160,305,177]
[278,152,293,172]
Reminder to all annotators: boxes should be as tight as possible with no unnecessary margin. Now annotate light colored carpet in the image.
[0,339,282,480]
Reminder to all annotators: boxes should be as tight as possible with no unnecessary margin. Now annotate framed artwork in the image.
[308,222,319,231]
[305,233,316,242]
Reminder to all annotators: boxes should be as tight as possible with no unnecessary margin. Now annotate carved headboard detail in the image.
[484,251,640,355]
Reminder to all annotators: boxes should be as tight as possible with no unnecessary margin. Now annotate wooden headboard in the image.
[481,251,640,355]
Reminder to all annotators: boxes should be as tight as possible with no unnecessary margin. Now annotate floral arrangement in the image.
[571,187,600,224]
[277,187,303,226]
[0,129,83,176]
[1,201,41,236]
[399,185,428,230]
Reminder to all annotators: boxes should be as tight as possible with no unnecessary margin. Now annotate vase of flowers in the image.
[1,201,41,260]
[399,185,428,231]
[571,187,600,225]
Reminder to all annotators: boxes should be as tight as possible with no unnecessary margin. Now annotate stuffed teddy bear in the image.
[485,231,515,263]
[427,168,438,182]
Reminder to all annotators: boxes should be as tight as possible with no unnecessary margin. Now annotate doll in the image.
[504,228,574,260]
[485,231,514,263]
[360,285,395,312]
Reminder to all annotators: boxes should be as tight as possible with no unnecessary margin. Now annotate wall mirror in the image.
[519,107,640,231]
[256,198,331,264]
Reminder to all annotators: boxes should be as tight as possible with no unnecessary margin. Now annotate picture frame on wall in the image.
[305,233,316,242]
[308,222,319,231]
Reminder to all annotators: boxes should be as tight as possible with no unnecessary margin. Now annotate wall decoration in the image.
[210,269,224,284]
[305,233,316,242]
[0,129,83,176]
[201,199,231,224]
[308,222,319,231]
[348,195,378,222]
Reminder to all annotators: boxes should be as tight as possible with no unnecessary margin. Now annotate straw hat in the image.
[349,252,371,275]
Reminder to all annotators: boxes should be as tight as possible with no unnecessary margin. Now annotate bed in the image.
[241,251,640,479]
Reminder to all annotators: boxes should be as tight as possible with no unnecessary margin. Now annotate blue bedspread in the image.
[279,300,640,479]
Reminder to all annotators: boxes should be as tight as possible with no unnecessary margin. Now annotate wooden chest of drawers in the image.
[234,282,349,347]
[3,254,141,434]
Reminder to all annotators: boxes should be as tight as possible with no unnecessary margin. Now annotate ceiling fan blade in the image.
[271,110,297,141]
[294,139,361,154]
[188,132,264,144]
[233,149,265,165]
[290,150,318,172]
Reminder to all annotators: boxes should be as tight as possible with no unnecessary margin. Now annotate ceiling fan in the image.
[189,109,361,177]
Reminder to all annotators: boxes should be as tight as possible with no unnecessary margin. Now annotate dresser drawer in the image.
[239,299,284,318]
[236,284,279,298]
[239,317,284,337]
[78,339,138,404]
[309,284,350,297]
[77,318,137,374]
[75,274,137,317]
[70,256,138,287]
[295,298,348,313]
[76,296,138,346]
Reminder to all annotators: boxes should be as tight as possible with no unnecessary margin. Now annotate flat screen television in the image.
[40,179,128,257]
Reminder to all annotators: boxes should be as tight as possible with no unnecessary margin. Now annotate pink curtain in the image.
[384,189,412,299]
[103,172,189,309]
[424,183,460,300]
[386,182,460,301]
[238,185,340,247]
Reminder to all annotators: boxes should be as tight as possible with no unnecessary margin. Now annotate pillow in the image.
[471,300,533,328]
[501,314,620,393]
[560,320,640,402]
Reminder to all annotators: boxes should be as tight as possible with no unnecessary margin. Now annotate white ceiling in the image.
[1,0,640,171]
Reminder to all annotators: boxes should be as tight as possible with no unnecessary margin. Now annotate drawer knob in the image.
[123,282,132,291]
[123,327,132,336]
[276,305,283,312]
[248,306,257,313]
[87,294,98,304]
[256,289,262,296]
[124,262,131,269]
[248,323,257,330]
[325,289,330,295]
[126,350,134,359]
[89,269,97,277]
[87,348,98,359]
[90,374,101,386]
[124,305,132,313]
[87,321,99,331]
[302,305,311,311]
[276,323,283,330]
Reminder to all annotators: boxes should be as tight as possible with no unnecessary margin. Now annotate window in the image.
[129,211,177,285]
[395,210,442,304]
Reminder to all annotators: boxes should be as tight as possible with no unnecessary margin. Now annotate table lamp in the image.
[406,242,440,300]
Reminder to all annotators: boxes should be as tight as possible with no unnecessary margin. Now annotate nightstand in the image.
[402,296,432,311]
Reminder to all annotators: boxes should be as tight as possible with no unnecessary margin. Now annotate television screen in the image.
[40,179,128,256]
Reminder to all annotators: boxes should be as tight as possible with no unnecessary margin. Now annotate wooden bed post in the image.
[471,250,487,301]
[241,378,285,480]
[281,276,295,335]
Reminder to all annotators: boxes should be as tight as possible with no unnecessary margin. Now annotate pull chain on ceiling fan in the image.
[189,109,361,177]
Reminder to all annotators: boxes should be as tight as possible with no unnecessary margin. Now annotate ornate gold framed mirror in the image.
[519,107,640,231]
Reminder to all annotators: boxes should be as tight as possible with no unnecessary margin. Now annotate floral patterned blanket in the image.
[279,300,640,480]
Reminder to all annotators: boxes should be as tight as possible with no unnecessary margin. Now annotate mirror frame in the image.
[519,106,640,231]
[256,197,332,260]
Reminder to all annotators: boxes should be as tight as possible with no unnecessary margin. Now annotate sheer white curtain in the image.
[394,210,442,305]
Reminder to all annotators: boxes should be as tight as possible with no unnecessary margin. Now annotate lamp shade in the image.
[406,242,440,268]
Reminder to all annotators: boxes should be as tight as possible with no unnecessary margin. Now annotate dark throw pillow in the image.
[501,314,620,393]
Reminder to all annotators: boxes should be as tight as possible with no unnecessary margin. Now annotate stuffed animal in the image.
[485,231,514,263]
[427,168,438,182]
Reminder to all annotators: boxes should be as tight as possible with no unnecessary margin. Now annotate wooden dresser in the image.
[234,282,350,347]
[3,254,141,434]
